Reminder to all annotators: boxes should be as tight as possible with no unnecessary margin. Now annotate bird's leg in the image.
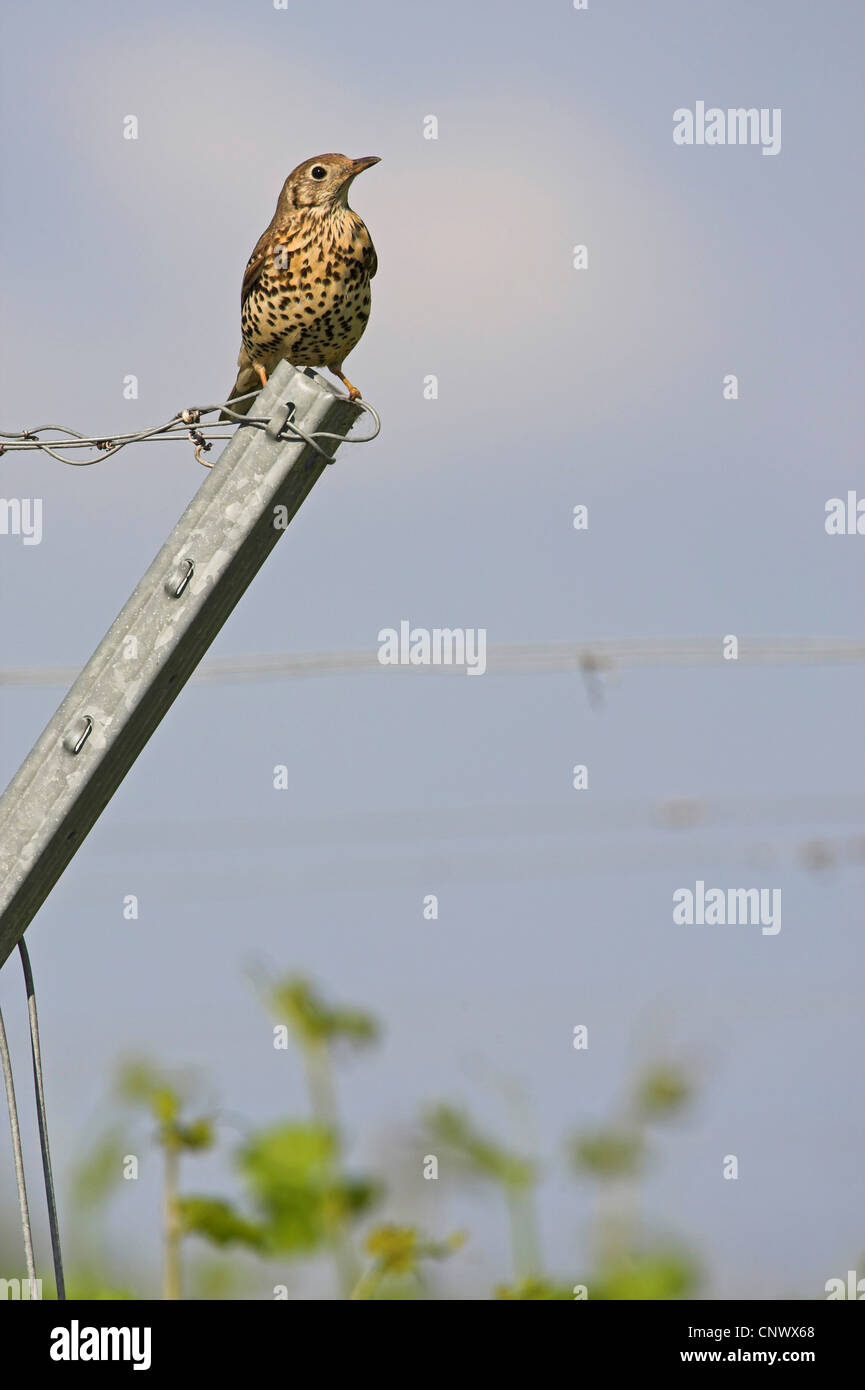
[255,363,268,389]
[327,364,362,401]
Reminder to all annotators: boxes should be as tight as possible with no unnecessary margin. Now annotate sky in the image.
[0,0,862,1299]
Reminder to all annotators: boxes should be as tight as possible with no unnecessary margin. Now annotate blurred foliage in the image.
[71,1128,127,1210]
[115,1059,215,1154]
[188,1257,242,1301]
[590,1250,699,1301]
[570,1128,645,1178]
[61,1272,138,1301]
[633,1065,693,1121]
[57,979,704,1299]
[350,1224,465,1300]
[495,1278,575,1300]
[178,1197,265,1250]
[261,975,379,1052]
[236,1123,380,1255]
[425,1105,535,1188]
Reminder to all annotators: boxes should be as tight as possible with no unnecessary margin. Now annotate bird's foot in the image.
[255,364,268,389]
[328,366,362,401]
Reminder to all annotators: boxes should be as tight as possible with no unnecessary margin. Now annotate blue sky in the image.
[0,0,862,1297]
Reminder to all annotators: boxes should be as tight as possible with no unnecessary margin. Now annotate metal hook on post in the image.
[171,559,195,599]
[67,717,93,756]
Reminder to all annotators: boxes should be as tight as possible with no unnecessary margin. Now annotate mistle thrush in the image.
[222,153,379,419]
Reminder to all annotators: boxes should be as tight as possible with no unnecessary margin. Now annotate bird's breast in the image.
[240,211,375,366]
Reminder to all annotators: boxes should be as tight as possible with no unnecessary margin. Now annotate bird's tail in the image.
[219,357,261,422]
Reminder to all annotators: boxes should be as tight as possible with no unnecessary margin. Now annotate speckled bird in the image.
[221,153,379,418]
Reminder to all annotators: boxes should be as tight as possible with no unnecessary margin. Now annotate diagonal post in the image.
[0,362,363,967]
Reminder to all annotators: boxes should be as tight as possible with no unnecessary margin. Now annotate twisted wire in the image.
[0,391,381,467]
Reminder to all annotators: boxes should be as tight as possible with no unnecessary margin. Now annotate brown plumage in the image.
[221,153,379,419]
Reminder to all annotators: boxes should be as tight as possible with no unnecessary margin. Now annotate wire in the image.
[0,389,381,467]
[18,940,65,1300]
[0,636,861,690]
[0,1000,37,1291]
[0,945,66,1299]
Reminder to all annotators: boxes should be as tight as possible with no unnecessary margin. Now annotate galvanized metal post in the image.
[0,362,363,967]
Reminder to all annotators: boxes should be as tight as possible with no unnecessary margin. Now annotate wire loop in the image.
[0,389,381,468]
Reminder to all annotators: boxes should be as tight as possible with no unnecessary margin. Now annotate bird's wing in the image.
[352,214,377,279]
[240,226,273,306]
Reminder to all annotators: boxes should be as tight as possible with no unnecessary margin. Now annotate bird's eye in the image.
[310,165,327,180]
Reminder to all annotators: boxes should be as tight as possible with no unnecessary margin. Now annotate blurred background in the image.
[0,0,862,1298]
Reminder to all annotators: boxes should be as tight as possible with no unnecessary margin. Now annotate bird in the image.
[221,153,379,420]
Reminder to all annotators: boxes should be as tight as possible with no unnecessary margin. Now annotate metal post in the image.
[0,362,363,967]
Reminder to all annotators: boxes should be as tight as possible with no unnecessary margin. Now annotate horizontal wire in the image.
[81,823,865,885]
[88,794,865,850]
[0,637,861,689]
[0,392,380,466]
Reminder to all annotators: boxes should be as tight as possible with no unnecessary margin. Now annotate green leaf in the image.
[150,1087,180,1125]
[114,1059,196,1125]
[363,1223,466,1275]
[363,1224,419,1275]
[178,1196,265,1249]
[265,976,379,1049]
[351,1224,465,1298]
[175,1118,215,1151]
[238,1123,380,1254]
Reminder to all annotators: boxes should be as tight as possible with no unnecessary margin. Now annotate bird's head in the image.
[280,153,381,211]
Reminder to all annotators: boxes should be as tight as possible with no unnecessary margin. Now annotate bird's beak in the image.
[350,155,381,175]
